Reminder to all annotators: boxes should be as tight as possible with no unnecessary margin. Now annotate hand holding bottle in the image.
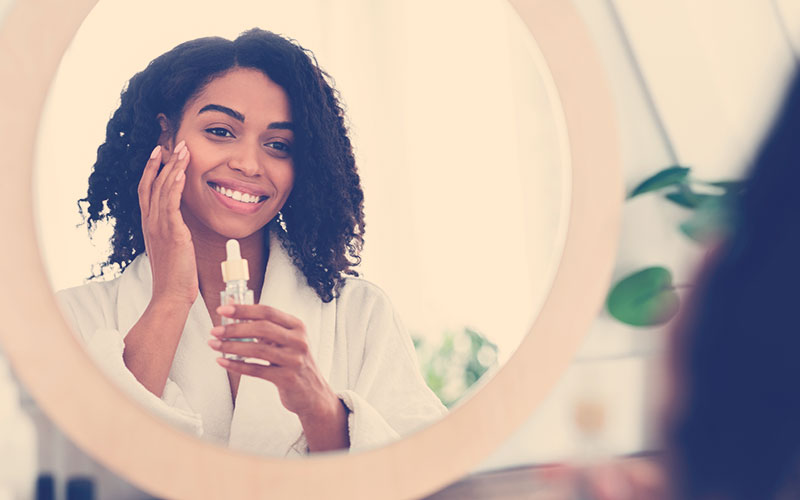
[209,304,350,451]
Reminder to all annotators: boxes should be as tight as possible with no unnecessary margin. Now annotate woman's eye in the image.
[266,141,291,154]
[205,127,234,138]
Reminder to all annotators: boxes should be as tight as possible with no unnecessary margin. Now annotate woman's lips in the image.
[207,183,267,215]
[208,181,268,201]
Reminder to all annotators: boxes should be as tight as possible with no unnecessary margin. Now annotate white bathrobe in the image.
[56,233,447,457]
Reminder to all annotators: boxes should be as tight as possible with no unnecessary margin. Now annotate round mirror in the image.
[0,0,621,498]
[35,0,569,430]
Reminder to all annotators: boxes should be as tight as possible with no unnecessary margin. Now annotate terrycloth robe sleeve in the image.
[335,281,448,452]
[55,283,203,437]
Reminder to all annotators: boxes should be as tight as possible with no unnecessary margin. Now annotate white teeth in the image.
[213,184,262,204]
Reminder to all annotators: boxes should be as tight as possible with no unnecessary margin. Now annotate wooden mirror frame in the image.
[0,0,621,498]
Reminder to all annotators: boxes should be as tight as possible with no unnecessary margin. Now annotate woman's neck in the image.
[193,227,268,309]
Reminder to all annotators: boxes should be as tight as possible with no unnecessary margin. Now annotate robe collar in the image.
[116,230,332,456]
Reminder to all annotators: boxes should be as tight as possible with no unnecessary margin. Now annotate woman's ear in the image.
[157,114,174,152]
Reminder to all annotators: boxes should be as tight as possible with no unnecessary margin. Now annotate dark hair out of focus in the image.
[668,72,800,499]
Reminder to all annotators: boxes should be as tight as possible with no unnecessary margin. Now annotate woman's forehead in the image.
[186,68,292,123]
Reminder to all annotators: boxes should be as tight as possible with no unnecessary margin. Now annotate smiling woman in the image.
[1,0,623,498]
[31,0,572,471]
[54,28,447,459]
[178,73,295,226]
[39,0,572,367]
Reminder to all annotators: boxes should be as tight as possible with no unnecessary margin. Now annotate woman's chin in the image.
[217,226,269,241]
[187,219,271,243]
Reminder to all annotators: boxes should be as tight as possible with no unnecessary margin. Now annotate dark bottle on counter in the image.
[66,477,95,500]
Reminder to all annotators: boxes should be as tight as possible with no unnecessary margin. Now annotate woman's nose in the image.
[227,145,260,176]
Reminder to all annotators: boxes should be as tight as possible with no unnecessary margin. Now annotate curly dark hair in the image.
[80,28,365,302]
[667,73,800,499]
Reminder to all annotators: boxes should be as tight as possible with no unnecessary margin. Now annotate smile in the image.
[208,182,267,204]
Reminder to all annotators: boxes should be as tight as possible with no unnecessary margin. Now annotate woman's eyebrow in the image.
[268,121,293,131]
[198,104,245,122]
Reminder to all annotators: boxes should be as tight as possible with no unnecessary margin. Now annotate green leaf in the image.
[628,166,691,199]
[679,196,732,244]
[664,190,721,209]
[414,327,499,408]
[664,191,696,208]
[679,215,724,243]
[466,327,497,353]
[705,180,746,192]
[606,266,681,326]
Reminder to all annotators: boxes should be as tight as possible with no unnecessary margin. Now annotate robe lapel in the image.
[228,232,336,456]
[116,254,235,444]
[115,233,337,456]
[116,255,152,338]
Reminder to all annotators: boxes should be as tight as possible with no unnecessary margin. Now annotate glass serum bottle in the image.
[220,239,255,360]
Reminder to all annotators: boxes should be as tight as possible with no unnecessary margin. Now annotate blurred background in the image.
[2,0,800,498]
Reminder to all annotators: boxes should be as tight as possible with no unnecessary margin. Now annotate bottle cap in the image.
[221,239,249,282]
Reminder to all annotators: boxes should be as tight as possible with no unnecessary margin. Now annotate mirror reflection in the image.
[34,0,570,456]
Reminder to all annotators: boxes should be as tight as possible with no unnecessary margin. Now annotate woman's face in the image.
[164,67,295,242]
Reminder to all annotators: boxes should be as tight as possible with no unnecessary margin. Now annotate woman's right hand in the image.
[124,141,197,396]
[138,141,198,307]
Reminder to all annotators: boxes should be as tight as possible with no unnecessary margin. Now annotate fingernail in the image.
[217,305,235,316]
[175,140,186,152]
[175,170,184,182]
[210,325,225,337]
[217,357,231,367]
[150,145,161,159]
[207,338,222,349]
[178,147,188,160]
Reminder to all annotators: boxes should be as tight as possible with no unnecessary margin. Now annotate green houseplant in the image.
[606,166,745,327]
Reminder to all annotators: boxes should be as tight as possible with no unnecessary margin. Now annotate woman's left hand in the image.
[208,304,349,451]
